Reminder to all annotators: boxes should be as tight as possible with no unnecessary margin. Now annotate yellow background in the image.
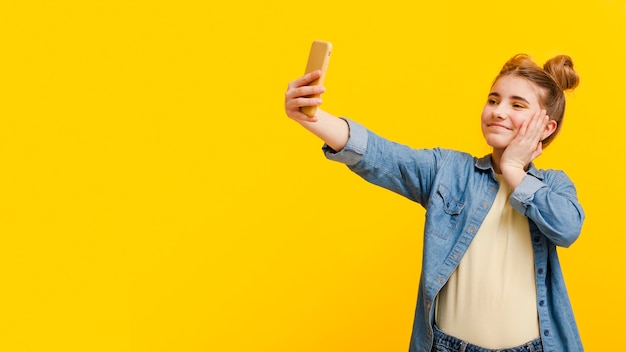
[1,0,625,351]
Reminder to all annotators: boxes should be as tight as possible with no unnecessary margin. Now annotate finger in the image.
[287,106,319,122]
[286,96,323,111]
[285,85,325,101]
[517,110,537,136]
[531,109,545,125]
[521,110,547,141]
[528,111,549,139]
[287,70,322,90]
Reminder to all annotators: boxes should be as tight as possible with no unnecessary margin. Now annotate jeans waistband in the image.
[432,325,543,352]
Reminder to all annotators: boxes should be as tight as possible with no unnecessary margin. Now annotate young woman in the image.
[284,54,584,352]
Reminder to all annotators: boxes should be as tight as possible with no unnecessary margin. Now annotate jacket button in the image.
[538,268,544,275]
[539,300,545,306]
[544,330,550,336]
[534,236,541,243]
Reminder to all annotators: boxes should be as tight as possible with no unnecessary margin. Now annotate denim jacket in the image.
[323,119,585,352]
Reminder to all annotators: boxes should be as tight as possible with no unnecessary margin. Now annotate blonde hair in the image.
[494,54,579,147]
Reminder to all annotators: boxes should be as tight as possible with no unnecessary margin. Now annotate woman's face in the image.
[481,75,546,150]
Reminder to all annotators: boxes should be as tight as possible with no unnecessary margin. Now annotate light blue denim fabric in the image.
[323,119,585,352]
[432,325,543,352]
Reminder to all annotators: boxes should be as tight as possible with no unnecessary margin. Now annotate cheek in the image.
[511,114,531,129]
[480,108,490,123]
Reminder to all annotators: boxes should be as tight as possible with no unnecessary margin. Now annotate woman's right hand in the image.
[284,70,325,123]
[283,70,349,151]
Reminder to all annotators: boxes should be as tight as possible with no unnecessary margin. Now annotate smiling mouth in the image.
[488,124,510,130]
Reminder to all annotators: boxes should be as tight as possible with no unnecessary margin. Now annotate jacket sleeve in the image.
[323,118,443,206]
[509,171,585,248]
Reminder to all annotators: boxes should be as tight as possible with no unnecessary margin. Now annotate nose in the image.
[491,105,507,119]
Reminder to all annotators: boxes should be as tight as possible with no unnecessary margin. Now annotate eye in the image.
[487,98,498,105]
[512,103,526,109]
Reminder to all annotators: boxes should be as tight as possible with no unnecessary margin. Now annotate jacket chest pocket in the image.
[425,183,465,240]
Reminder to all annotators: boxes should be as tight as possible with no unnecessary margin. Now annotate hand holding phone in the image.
[300,40,332,117]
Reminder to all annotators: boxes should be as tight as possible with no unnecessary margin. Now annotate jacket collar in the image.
[475,154,544,180]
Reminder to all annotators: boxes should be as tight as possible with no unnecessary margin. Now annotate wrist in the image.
[500,166,527,189]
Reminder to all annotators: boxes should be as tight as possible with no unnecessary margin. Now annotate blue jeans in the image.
[432,325,543,352]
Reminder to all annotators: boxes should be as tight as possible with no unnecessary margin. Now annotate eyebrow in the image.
[488,92,531,105]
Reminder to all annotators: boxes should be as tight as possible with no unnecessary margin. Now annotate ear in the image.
[542,119,558,140]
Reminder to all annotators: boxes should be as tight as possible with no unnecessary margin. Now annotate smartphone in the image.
[300,40,332,117]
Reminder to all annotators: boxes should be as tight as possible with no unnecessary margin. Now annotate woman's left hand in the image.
[500,109,549,172]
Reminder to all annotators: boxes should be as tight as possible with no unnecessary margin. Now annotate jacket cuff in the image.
[322,118,368,166]
[510,175,546,214]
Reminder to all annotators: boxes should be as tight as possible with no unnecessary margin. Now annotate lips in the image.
[487,123,511,130]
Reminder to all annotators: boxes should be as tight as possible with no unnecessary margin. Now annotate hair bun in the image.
[544,55,579,91]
